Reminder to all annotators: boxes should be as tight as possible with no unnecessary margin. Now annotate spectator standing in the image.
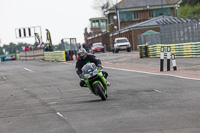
[22,46,25,51]
[25,46,29,51]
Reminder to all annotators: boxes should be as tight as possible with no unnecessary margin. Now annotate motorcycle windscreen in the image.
[82,63,96,73]
[82,63,98,78]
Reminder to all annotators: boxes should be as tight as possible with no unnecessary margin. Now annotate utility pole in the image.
[116,0,120,31]
[161,0,164,20]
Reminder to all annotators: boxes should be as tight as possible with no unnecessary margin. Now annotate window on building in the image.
[149,10,155,18]
[96,20,99,27]
[92,21,96,27]
[92,20,99,28]
[133,11,139,20]
[119,11,133,21]
[155,8,171,17]
[101,20,107,27]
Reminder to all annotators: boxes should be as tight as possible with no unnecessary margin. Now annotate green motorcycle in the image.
[81,63,108,101]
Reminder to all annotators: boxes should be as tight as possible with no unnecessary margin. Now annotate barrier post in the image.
[25,50,27,61]
[139,46,143,58]
[144,46,148,57]
[160,46,164,72]
[172,54,177,71]
[167,46,171,71]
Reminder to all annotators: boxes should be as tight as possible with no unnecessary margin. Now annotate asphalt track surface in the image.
[1,52,200,133]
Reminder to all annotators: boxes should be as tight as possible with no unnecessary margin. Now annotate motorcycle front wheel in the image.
[94,82,106,101]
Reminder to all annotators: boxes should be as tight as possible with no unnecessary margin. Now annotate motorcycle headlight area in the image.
[84,74,92,79]
[93,69,98,75]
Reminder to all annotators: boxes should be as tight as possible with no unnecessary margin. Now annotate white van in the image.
[112,37,131,53]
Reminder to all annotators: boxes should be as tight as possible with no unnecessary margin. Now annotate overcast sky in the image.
[0,0,112,46]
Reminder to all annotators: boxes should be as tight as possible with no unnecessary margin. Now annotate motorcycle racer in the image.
[75,48,110,87]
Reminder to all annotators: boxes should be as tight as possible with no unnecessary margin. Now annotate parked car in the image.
[91,43,105,54]
[112,37,131,53]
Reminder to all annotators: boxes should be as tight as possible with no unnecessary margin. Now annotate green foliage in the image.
[0,42,31,55]
[52,43,62,51]
[0,47,4,55]
[181,0,200,6]
[178,3,200,18]
[0,42,63,56]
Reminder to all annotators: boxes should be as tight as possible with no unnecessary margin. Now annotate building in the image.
[84,0,182,51]
[84,17,108,43]
[105,0,181,30]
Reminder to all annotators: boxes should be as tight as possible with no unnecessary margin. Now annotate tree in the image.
[2,42,31,54]
[55,43,62,51]
[181,0,200,6]
[0,46,4,55]
[178,3,200,18]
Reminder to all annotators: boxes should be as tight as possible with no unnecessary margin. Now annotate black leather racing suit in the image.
[75,54,108,87]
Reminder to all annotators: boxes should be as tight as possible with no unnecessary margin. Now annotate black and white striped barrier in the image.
[160,47,164,72]
[167,46,171,71]
[171,54,177,71]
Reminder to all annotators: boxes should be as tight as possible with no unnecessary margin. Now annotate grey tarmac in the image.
[0,52,200,133]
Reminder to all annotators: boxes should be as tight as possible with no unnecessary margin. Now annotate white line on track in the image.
[24,67,35,72]
[154,89,162,93]
[62,62,200,81]
[2,75,6,80]
[57,112,65,119]
[48,102,58,105]
[104,66,200,81]
[67,89,80,92]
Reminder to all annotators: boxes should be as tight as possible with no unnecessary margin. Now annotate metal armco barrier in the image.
[20,49,44,60]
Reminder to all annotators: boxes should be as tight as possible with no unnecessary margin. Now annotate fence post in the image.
[139,46,143,58]
[33,49,35,60]
[145,46,148,57]
[25,50,27,61]
[160,46,164,72]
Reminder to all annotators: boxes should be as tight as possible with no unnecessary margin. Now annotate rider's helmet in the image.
[77,48,87,59]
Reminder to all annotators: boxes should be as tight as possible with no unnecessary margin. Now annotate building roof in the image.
[110,15,193,35]
[142,30,159,35]
[118,0,180,9]
[119,15,172,31]
[107,0,181,12]
[89,17,107,21]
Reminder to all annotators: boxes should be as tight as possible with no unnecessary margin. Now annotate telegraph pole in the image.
[116,0,120,30]
[161,0,164,20]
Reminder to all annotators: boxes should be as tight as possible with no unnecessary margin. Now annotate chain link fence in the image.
[138,17,200,45]
[159,18,200,44]
[138,33,161,45]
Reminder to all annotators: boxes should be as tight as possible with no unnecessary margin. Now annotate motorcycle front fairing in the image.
[82,63,107,95]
